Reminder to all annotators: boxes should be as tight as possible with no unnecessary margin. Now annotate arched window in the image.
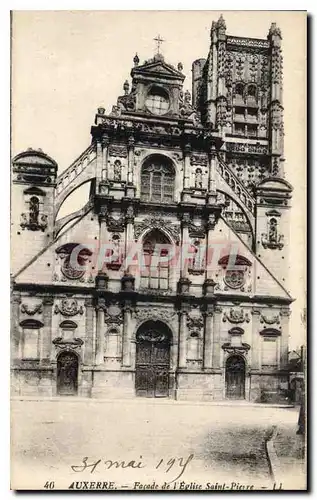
[235,83,244,99]
[140,155,175,203]
[141,229,171,290]
[247,84,257,99]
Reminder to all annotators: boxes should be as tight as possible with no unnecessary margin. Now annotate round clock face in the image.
[145,90,169,115]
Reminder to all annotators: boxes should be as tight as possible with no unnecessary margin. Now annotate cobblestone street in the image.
[11,399,302,490]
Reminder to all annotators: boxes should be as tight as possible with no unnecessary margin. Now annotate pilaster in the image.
[11,294,21,363]
[95,298,105,364]
[212,305,222,368]
[122,302,133,367]
[84,297,94,364]
[42,296,54,361]
[203,305,214,369]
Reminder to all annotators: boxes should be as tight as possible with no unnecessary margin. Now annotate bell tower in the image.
[11,148,58,274]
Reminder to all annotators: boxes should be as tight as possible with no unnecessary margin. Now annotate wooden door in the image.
[225,355,245,399]
[135,327,170,398]
[57,351,78,396]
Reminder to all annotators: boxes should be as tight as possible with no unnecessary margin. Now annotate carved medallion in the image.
[223,308,250,324]
[54,298,84,317]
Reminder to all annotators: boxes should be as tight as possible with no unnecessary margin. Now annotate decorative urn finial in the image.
[177,62,183,72]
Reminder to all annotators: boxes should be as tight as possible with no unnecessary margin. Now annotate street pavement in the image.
[11,399,301,491]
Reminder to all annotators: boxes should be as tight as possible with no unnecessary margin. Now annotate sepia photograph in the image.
[10,10,307,491]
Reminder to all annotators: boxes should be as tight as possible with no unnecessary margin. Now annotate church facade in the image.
[11,16,293,401]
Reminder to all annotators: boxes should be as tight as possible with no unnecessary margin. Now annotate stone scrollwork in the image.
[260,313,280,325]
[186,315,204,332]
[108,145,128,158]
[21,303,43,315]
[54,298,84,317]
[134,217,180,242]
[134,307,176,327]
[222,308,250,324]
[105,303,123,325]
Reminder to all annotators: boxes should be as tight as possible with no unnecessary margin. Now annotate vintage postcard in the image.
[10,10,307,491]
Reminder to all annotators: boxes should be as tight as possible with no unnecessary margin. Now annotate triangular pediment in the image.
[132,60,185,81]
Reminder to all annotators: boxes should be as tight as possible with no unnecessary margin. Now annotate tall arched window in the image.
[140,155,175,203]
[235,83,244,99]
[141,229,171,290]
[247,84,257,100]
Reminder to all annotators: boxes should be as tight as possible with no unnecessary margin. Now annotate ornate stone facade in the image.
[11,17,292,402]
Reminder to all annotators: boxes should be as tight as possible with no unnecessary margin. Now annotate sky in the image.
[11,10,306,349]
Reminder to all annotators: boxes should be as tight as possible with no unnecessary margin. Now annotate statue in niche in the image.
[195,168,203,189]
[113,160,122,181]
[269,218,278,244]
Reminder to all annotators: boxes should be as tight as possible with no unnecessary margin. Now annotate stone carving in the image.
[260,313,280,325]
[134,217,180,242]
[224,269,246,289]
[21,303,43,315]
[188,239,205,275]
[222,342,251,355]
[190,154,208,166]
[134,307,176,326]
[105,303,123,325]
[188,222,205,238]
[186,315,204,331]
[113,160,122,181]
[222,308,250,324]
[52,337,84,351]
[194,168,203,189]
[108,145,128,158]
[54,298,84,317]
[226,142,268,155]
[20,213,48,232]
[261,217,284,250]
[227,36,269,50]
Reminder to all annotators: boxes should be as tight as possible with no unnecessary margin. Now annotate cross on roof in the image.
[154,34,165,54]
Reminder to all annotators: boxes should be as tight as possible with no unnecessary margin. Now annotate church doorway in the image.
[225,355,246,399]
[135,321,171,398]
[57,351,78,396]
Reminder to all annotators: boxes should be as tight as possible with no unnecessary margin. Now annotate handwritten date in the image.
[71,454,194,483]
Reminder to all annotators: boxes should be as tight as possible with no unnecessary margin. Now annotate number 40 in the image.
[44,481,55,489]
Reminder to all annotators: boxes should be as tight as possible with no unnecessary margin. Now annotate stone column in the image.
[124,205,135,273]
[212,305,222,368]
[11,294,21,362]
[178,303,189,369]
[208,146,217,194]
[95,298,105,365]
[180,213,191,279]
[122,302,133,367]
[84,297,94,365]
[96,139,103,182]
[203,306,214,369]
[251,307,261,370]
[183,143,191,190]
[102,136,109,181]
[205,213,217,280]
[127,136,135,185]
[42,296,54,361]
[279,307,291,369]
